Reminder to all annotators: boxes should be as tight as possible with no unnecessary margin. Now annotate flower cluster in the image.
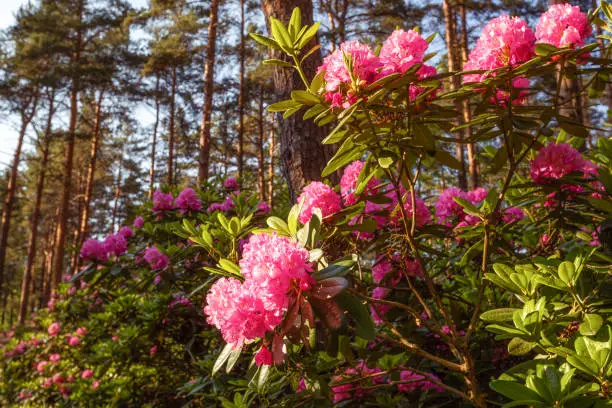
[530,142,597,184]
[297,181,342,224]
[340,160,380,206]
[204,233,312,351]
[536,4,591,48]
[80,225,133,263]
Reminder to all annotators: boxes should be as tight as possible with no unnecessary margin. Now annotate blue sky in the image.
[0,0,149,168]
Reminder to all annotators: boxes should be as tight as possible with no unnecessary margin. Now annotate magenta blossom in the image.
[152,190,174,213]
[255,345,273,366]
[48,322,61,337]
[118,226,134,239]
[133,216,144,228]
[104,233,127,256]
[81,369,93,379]
[50,353,61,364]
[379,29,428,75]
[175,187,202,213]
[144,246,169,271]
[80,239,108,263]
[530,142,597,184]
[257,201,270,213]
[340,161,379,206]
[536,4,591,49]
[297,181,342,224]
[224,177,239,190]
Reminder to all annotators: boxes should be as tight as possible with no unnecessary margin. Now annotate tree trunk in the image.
[458,0,478,188]
[43,208,59,305]
[0,88,39,301]
[150,74,160,200]
[237,0,245,180]
[168,66,177,186]
[261,0,333,201]
[52,0,83,291]
[18,90,55,324]
[267,112,275,207]
[442,0,468,190]
[110,143,125,233]
[257,86,266,200]
[74,89,104,273]
[198,0,220,184]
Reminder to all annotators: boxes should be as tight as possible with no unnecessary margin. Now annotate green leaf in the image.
[297,22,321,50]
[321,137,364,177]
[313,263,351,281]
[557,261,575,285]
[481,308,520,323]
[321,102,360,145]
[263,59,293,67]
[270,17,293,52]
[311,277,348,300]
[435,149,462,170]
[566,355,599,377]
[218,259,241,276]
[490,380,544,402]
[508,337,536,356]
[557,117,588,139]
[226,347,242,373]
[535,43,558,56]
[213,343,234,376]
[266,216,290,235]
[291,90,320,105]
[335,292,376,341]
[579,314,603,336]
[267,99,301,112]
[249,33,281,51]
[288,7,301,38]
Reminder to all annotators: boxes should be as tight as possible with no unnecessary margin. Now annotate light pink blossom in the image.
[48,323,60,337]
[340,161,379,206]
[380,29,428,75]
[536,4,591,48]
[297,181,342,224]
[530,142,596,183]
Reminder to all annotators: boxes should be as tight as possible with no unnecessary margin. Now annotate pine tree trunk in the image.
[458,0,478,188]
[267,112,275,207]
[150,74,160,200]
[261,0,333,201]
[237,0,245,180]
[442,0,468,190]
[198,0,220,183]
[0,89,39,301]
[168,66,177,186]
[257,86,266,200]
[18,90,55,324]
[110,144,125,234]
[74,89,104,273]
[52,0,83,291]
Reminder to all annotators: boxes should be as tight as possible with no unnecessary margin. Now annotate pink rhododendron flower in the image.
[340,161,379,206]
[36,360,48,373]
[48,322,60,337]
[118,226,134,239]
[92,380,100,390]
[76,326,88,337]
[372,257,393,285]
[144,246,169,270]
[257,201,270,213]
[52,373,64,384]
[153,274,162,285]
[436,187,469,224]
[133,216,144,228]
[297,181,342,224]
[224,177,239,190]
[174,187,202,213]
[409,64,439,101]
[467,187,487,204]
[42,378,52,388]
[389,194,432,227]
[380,29,428,75]
[254,345,273,366]
[68,336,80,347]
[150,345,158,355]
[81,369,93,379]
[530,142,597,183]
[80,239,108,263]
[152,190,174,212]
[50,353,61,363]
[464,15,535,104]
[104,233,127,256]
[318,40,382,108]
[370,286,391,326]
[205,233,312,348]
[331,360,384,402]
[18,390,32,400]
[503,207,525,223]
[536,4,591,48]
[398,370,444,393]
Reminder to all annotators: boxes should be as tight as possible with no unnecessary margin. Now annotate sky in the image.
[0,0,149,168]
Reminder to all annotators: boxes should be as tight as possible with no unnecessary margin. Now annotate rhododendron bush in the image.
[2,2,612,407]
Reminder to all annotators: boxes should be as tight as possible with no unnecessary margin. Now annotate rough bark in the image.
[0,87,39,300]
[267,112,275,207]
[74,89,104,273]
[442,0,468,190]
[458,0,478,188]
[257,86,266,200]
[52,0,83,291]
[150,74,160,199]
[237,0,245,180]
[167,65,177,186]
[197,0,220,183]
[18,90,55,324]
[110,143,125,233]
[261,0,332,201]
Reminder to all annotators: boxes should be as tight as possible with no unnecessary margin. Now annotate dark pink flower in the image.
[144,246,169,271]
[152,190,174,213]
[254,345,273,366]
[175,188,202,213]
